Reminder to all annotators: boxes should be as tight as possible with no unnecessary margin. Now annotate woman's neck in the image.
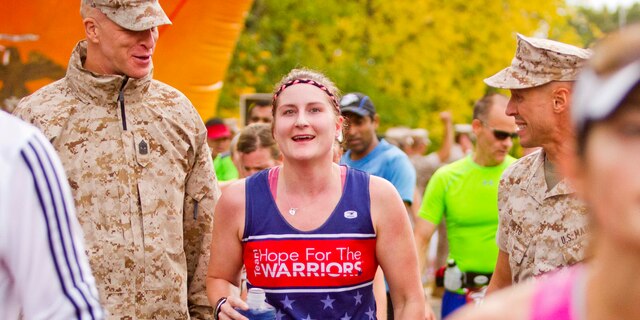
[280,160,338,194]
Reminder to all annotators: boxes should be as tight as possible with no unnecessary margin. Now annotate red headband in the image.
[272,78,340,114]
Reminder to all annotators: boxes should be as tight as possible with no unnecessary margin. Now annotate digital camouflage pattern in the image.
[496,150,589,284]
[86,0,171,31]
[484,33,591,89]
[13,40,220,319]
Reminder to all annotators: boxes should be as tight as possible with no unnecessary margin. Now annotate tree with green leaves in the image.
[219,0,584,150]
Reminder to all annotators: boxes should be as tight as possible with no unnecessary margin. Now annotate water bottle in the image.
[236,288,276,320]
[443,259,463,291]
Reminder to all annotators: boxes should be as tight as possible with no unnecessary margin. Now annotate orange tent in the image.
[0,0,253,121]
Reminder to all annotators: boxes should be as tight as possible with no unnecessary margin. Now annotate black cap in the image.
[340,92,376,117]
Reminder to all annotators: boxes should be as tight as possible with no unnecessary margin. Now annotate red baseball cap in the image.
[207,123,231,139]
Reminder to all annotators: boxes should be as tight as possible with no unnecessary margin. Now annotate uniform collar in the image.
[523,149,575,202]
[66,40,152,106]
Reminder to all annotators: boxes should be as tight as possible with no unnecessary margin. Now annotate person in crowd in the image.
[339,92,417,216]
[384,126,413,153]
[408,112,457,287]
[247,101,273,125]
[411,111,455,204]
[206,68,429,320]
[483,34,591,294]
[451,23,640,320]
[235,123,282,177]
[452,124,474,157]
[0,112,104,319]
[406,128,431,158]
[207,118,239,181]
[12,1,220,318]
[414,94,517,318]
[339,92,419,319]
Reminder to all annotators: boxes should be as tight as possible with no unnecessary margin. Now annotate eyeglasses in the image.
[481,121,518,141]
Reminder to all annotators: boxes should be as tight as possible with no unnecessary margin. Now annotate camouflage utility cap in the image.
[484,34,591,89]
[88,0,171,31]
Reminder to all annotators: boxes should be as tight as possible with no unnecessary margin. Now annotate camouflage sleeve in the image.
[12,102,36,125]
[184,127,220,319]
[496,170,512,252]
[13,94,60,140]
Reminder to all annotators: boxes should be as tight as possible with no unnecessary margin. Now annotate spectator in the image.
[206,118,239,181]
[453,124,474,158]
[339,92,420,319]
[12,1,220,318]
[483,34,591,293]
[384,126,413,153]
[207,68,428,320]
[340,93,417,215]
[411,111,455,200]
[235,123,282,177]
[0,112,104,319]
[414,94,517,318]
[451,23,640,320]
[247,101,273,125]
[409,112,457,281]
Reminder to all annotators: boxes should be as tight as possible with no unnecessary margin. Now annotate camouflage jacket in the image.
[496,149,588,284]
[13,41,220,319]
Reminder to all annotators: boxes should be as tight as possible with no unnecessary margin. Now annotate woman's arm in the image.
[370,176,432,319]
[206,180,250,319]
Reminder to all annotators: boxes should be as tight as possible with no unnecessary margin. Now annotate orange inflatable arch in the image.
[0,0,253,121]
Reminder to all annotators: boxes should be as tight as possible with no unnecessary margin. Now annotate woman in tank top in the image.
[206,68,430,319]
[450,24,640,320]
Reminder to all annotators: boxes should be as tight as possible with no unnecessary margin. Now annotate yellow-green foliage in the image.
[219,0,587,148]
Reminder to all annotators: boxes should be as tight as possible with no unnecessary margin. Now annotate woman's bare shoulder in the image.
[215,178,247,218]
[368,174,399,197]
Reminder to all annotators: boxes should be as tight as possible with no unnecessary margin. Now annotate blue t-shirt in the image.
[341,139,416,203]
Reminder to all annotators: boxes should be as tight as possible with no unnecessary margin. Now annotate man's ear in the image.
[84,18,99,43]
[471,118,482,136]
[552,86,571,113]
[372,114,380,129]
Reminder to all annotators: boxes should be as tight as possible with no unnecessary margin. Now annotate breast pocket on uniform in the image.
[560,224,589,265]
[508,220,530,266]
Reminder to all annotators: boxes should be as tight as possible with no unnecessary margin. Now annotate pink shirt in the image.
[531,265,585,320]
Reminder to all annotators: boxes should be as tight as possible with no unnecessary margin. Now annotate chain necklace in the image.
[280,165,339,216]
[282,179,300,216]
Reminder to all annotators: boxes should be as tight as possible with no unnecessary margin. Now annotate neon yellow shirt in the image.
[419,155,516,273]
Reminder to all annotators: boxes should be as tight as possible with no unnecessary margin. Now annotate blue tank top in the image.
[243,167,378,320]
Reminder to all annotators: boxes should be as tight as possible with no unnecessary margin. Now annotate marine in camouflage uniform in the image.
[496,150,588,283]
[484,34,591,287]
[13,1,220,319]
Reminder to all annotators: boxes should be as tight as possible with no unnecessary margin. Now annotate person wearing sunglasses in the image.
[414,93,517,318]
[480,121,519,141]
[452,23,640,320]
[483,34,591,296]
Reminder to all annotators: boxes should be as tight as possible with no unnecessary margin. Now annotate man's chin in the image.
[346,145,363,153]
[125,67,151,79]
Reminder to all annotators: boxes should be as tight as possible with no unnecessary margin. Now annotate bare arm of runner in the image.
[206,180,250,319]
[371,176,433,320]
[485,250,512,295]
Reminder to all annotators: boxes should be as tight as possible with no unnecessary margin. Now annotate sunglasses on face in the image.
[481,121,518,140]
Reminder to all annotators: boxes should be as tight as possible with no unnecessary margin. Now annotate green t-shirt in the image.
[213,153,239,181]
[419,155,516,273]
